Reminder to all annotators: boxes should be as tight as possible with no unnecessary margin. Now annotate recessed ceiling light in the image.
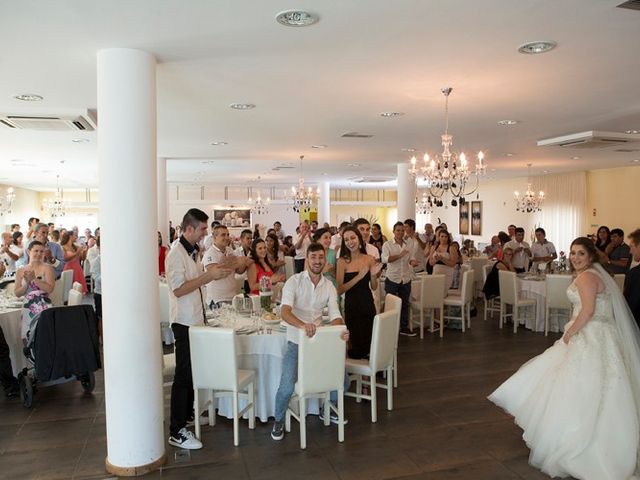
[571,156,581,160]
[229,103,255,110]
[518,41,557,55]
[504,152,515,157]
[632,159,640,163]
[201,160,215,165]
[347,163,361,168]
[13,93,43,101]
[626,130,639,134]
[311,144,327,149]
[210,141,228,146]
[401,148,416,153]
[380,112,404,118]
[72,138,90,143]
[275,10,319,27]
[543,170,549,173]
[497,119,520,126]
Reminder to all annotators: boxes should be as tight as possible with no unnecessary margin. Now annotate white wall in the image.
[0,184,40,231]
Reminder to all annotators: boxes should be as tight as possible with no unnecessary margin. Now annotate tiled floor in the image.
[0,310,565,480]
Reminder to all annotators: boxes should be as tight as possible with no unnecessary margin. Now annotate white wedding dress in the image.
[489,266,640,480]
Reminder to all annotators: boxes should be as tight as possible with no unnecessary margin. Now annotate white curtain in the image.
[534,171,587,255]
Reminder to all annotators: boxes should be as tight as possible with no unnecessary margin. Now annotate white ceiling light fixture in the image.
[626,130,639,134]
[497,119,520,126]
[0,186,16,216]
[514,164,544,213]
[276,10,319,27]
[504,152,515,157]
[72,138,90,143]
[380,112,404,118]
[288,155,319,213]
[409,87,487,207]
[518,40,557,55]
[13,93,43,102]
[415,191,433,215]
[42,175,67,218]
[248,177,270,215]
[210,141,228,146]
[401,148,416,152]
[229,103,255,110]
[311,144,327,149]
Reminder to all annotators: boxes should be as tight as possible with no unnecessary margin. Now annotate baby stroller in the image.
[18,305,101,408]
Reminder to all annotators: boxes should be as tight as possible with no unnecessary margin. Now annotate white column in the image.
[317,181,331,226]
[97,48,165,476]
[157,157,169,247]
[397,163,416,222]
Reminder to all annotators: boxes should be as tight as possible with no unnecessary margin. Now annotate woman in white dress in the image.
[489,237,640,480]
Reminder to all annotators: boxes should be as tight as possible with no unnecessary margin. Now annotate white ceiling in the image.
[1,0,639,191]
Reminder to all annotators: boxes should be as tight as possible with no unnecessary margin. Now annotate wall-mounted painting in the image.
[212,208,251,228]
[471,201,482,236]
[459,202,469,235]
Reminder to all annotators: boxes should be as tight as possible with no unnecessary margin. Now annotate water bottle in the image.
[259,276,272,311]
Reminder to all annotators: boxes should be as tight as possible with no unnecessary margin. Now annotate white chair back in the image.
[50,278,64,307]
[72,281,83,292]
[67,289,83,306]
[482,264,492,284]
[284,256,295,280]
[383,293,402,314]
[83,259,91,277]
[159,282,170,324]
[369,311,400,372]
[234,274,244,295]
[5,281,15,297]
[189,327,238,390]
[423,274,446,309]
[61,270,73,303]
[461,269,474,304]
[614,274,625,292]
[471,258,487,293]
[296,326,346,397]
[498,270,517,305]
[545,275,573,310]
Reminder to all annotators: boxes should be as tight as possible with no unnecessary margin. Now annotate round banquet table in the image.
[516,275,572,333]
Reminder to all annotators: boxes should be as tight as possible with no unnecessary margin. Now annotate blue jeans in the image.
[274,341,350,423]
[384,278,411,330]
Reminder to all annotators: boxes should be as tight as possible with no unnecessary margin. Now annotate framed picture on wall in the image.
[459,202,469,235]
[212,207,251,228]
[471,201,482,236]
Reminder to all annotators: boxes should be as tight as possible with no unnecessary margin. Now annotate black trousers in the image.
[384,279,412,330]
[169,323,194,436]
[294,258,305,274]
[93,293,102,320]
[0,326,17,391]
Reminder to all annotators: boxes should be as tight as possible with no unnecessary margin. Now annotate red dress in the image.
[159,246,167,276]
[250,263,274,295]
[64,255,87,294]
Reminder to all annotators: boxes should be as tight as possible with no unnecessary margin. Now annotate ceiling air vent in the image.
[341,132,374,138]
[617,0,640,11]
[349,176,394,183]
[537,130,640,149]
[0,111,97,131]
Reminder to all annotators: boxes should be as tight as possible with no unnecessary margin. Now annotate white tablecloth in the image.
[517,277,571,333]
[0,308,26,376]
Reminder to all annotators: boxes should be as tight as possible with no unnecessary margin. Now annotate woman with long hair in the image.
[247,238,285,295]
[61,230,87,294]
[489,237,640,479]
[368,223,387,255]
[482,247,516,300]
[336,226,381,359]
[427,230,460,289]
[594,225,611,252]
[265,233,285,275]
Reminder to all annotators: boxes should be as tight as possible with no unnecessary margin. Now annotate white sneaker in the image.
[168,428,203,450]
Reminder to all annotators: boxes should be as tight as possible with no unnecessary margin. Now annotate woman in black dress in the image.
[337,226,381,359]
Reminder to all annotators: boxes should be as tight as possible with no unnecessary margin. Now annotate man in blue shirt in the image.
[18,223,65,278]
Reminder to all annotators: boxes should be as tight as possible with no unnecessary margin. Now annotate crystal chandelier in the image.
[248,180,270,215]
[288,155,319,213]
[409,87,486,207]
[415,191,433,215]
[0,186,16,216]
[43,175,67,218]
[514,164,544,213]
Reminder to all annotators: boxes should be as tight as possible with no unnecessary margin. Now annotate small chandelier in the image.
[409,87,486,207]
[0,186,16,216]
[43,175,67,218]
[288,155,319,213]
[514,164,544,213]
[415,191,433,215]
[248,180,270,215]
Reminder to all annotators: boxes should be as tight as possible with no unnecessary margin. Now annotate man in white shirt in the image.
[404,219,426,273]
[293,222,312,273]
[273,221,285,242]
[531,227,557,272]
[166,209,232,450]
[0,232,20,277]
[382,222,417,336]
[271,243,349,441]
[203,225,249,306]
[507,224,517,240]
[504,227,532,273]
[202,220,220,251]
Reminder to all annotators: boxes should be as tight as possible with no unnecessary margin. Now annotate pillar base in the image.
[105,453,166,477]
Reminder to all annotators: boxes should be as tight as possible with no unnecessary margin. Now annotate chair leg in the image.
[386,367,393,411]
[439,307,444,338]
[194,388,201,439]
[430,308,435,335]
[248,381,255,430]
[233,391,239,446]
[499,302,504,328]
[461,304,466,333]
[338,390,345,443]
[323,393,331,426]
[419,308,424,339]
[545,307,549,336]
[356,375,362,403]
[370,377,378,423]
[393,348,398,388]
[208,390,215,426]
[513,306,519,334]
[467,303,471,329]
[299,397,307,449]
[285,403,292,432]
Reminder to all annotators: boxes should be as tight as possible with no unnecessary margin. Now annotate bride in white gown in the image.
[489,237,640,480]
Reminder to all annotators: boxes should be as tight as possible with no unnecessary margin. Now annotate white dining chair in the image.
[60,270,73,304]
[443,270,474,332]
[72,281,83,292]
[499,270,536,333]
[382,293,401,388]
[410,275,446,338]
[471,257,488,298]
[189,327,255,446]
[284,256,295,280]
[285,326,346,449]
[50,278,64,307]
[545,274,573,336]
[482,264,500,320]
[158,282,173,345]
[345,310,399,423]
[234,274,244,295]
[409,277,424,336]
[83,259,93,291]
[614,274,625,292]
[67,289,83,306]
